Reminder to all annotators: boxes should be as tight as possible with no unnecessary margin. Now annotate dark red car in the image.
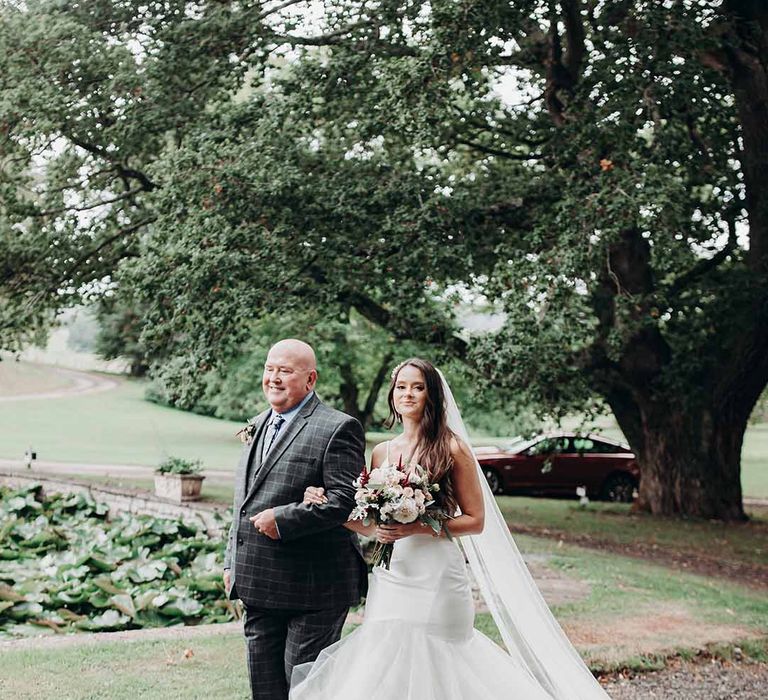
[474,433,640,502]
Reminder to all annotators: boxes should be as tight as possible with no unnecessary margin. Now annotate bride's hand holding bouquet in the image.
[302,454,451,569]
[349,455,450,569]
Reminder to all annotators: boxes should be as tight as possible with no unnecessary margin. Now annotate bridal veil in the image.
[439,372,609,700]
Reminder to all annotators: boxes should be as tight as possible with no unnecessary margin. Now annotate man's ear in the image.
[307,369,318,390]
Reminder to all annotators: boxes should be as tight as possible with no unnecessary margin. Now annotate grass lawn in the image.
[0,378,245,470]
[0,632,250,699]
[476,535,768,670]
[0,363,765,496]
[499,497,768,569]
[743,422,768,499]
[531,530,768,624]
[0,376,383,472]
[1,535,766,698]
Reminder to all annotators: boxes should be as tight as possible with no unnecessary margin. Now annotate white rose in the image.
[403,487,414,498]
[367,468,387,485]
[392,498,419,523]
[385,468,403,487]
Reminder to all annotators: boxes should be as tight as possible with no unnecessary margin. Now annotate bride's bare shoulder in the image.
[449,435,474,463]
[369,441,389,468]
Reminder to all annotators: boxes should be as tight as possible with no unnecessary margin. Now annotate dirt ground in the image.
[564,602,762,667]
[510,521,768,590]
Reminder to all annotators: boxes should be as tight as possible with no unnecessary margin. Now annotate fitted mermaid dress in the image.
[289,531,556,699]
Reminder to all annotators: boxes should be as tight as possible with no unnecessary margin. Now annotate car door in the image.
[520,436,570,494]
[555,436,601,495]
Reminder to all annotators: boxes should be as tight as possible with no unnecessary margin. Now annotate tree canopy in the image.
[2,1,766,519]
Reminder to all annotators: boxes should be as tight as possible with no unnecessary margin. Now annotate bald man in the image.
[223,339,367,700]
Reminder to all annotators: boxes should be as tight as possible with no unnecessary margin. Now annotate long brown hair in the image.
[385,358,457,512]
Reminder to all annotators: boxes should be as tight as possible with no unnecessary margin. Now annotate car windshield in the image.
[504,437,539,454]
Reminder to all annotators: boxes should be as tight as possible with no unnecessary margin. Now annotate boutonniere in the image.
[236,418,259,445]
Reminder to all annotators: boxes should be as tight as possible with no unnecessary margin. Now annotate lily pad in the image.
[109,593,136,618]
[0,485,234,637]
[159,597,204,617]
[77,609,129,631]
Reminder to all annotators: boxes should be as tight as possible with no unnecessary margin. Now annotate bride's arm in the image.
[375,437,485,542]
[438,437,485,536]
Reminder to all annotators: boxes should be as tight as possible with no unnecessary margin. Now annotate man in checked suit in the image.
[223,338,367,700]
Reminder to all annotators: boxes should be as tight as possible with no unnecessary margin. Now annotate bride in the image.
[290,358,609,700]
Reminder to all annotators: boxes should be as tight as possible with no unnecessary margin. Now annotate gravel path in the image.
[0,460,233,483]
[605,659,768,699]
[0,365,119,402]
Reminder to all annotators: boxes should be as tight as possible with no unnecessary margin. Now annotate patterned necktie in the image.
[264,414,285,457]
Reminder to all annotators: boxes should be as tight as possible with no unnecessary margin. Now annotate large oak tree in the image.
[1,1,766,519]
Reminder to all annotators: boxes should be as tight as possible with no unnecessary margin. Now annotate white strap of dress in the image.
[385,440,390,465]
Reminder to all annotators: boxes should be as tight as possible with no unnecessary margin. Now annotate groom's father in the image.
[223,339,367,700]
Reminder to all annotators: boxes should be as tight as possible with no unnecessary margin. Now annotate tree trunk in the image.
[336,349,363,426]
[618,4,768,521]
[129,357,149,377]
[628,400,748,521]
[723,1,768,272]
[591,222,766,521]
[360,350,394,430]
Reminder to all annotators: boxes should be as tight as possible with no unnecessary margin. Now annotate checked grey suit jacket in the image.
[224,394,368,610]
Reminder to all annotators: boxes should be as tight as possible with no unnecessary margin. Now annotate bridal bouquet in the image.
[350,457,448,569]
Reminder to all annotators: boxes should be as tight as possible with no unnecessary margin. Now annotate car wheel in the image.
[601,473,637,503]
[483,468,502,495]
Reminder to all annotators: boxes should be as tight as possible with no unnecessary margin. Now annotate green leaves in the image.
[78,609,130,631]
[0,485,233,639]
[125,560,168,584]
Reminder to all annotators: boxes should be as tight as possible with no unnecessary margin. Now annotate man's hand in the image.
[223,568,231,594]
[250,508,280,540]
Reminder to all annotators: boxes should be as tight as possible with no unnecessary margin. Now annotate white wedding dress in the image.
[290,531,554,700]
[291,375,610,700]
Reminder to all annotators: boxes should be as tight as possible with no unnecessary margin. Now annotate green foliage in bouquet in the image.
[0,485,235,639]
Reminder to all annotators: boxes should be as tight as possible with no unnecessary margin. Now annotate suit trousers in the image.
[243,602,349,700]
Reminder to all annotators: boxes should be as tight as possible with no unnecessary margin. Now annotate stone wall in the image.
[0,470,229,538]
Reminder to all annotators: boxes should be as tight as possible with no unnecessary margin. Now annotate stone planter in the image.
[154,473,205,503]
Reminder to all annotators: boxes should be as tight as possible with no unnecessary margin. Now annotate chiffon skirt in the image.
[289,535,555,699]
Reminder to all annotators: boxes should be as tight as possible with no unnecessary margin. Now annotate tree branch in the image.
[562,0,586,80]
[544,3,567,125]
[265,20,374,47]
[256,0,307,21]
[668,217,738,298]
[65,133,158,192]
[454,137,542,160]
[340,288,469,359]
[262,23,420,57]
[66,216,157,281]
[34,189,145,217]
